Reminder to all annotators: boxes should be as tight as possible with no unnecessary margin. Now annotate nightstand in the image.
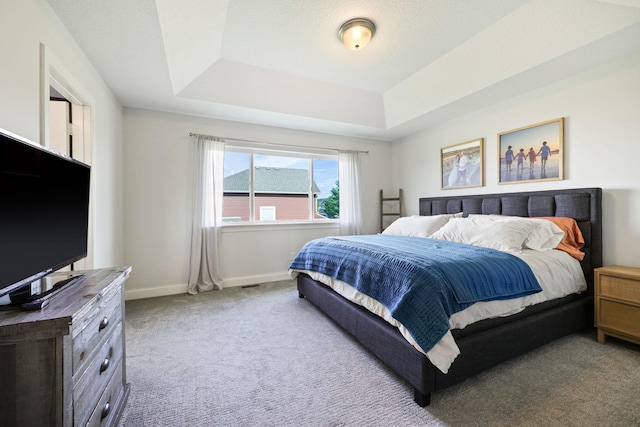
[594,265,640,345]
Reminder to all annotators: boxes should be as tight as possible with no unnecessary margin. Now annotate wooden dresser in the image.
[0,266,131,427]
[594,265,640,345]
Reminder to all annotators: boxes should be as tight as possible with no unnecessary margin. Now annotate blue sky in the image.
[224,152,338,199]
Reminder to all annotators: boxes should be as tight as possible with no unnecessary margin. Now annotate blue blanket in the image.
[289,235,541,353]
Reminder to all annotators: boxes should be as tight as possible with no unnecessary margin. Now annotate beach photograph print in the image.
[441,138,483,190]
[498,118,563,184]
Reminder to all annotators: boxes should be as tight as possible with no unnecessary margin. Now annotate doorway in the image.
[41,43,94,271]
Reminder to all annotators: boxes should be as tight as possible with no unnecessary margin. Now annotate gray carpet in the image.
[119,280,640,426]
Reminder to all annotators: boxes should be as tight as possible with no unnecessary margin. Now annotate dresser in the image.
[0,266,131,427]
[594,265,640,345]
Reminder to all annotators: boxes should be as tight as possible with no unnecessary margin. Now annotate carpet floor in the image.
[119,280,640,426]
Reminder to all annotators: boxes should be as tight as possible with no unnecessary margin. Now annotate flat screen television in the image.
[0,127,90,307]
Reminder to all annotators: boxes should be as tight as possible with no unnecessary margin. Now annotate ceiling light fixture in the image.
[338,18,376,51]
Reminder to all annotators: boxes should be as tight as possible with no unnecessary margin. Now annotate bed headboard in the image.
[419,187,602,289]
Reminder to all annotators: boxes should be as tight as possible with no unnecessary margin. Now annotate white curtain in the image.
[338,150,363,235]
[187,135,225,294]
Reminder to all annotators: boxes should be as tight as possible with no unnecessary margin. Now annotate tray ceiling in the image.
[47,0,640,141]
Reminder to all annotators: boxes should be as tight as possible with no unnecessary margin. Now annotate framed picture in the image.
[441,138,483,190]
[498,118,563,184]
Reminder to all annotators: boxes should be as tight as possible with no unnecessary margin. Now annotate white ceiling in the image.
[47,0,640,141]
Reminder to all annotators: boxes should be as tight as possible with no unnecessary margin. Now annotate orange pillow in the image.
[537,217,585,260]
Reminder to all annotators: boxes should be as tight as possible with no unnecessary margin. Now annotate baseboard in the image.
[124,283,188,300]
[223,272,293,288]
[124,272,294,300]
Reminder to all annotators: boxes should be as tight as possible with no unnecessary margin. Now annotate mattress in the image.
[291,248,586,373]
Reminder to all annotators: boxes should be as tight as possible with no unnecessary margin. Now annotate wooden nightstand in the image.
[594,265,640,345]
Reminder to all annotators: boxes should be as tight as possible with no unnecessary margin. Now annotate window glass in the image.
[223,151,250,222]
[313,159,339,219]
[222,148,339,223]
[254,154,309,221]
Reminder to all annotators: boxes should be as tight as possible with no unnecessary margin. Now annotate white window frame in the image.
[223,143,339,226]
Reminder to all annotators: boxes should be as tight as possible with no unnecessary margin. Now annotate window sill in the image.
[221,220,340,233]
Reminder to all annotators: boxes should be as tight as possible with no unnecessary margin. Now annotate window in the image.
[223,146,339,223]
[259,206,276,221]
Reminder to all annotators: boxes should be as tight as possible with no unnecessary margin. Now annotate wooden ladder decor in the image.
[380,189,403,232]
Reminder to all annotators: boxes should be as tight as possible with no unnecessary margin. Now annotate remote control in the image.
[20,298,50,311]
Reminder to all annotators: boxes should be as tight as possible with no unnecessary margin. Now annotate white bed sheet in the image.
[290,248,587,374]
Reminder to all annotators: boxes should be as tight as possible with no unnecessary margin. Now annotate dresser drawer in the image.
[598,274,640,304]
[74,324,124,426]
[82,360,124,427]
[599,299,640,339]
[72,283,123,377]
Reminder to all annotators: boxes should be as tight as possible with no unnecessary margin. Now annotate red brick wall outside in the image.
[223,194,325,221]
[223,194,250,221]
[255,195,309,221]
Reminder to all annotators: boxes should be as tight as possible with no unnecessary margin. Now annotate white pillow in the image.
[382,214,454,238]
[430,216,489,243]
[431,216,535,253]
[468,214,564,251]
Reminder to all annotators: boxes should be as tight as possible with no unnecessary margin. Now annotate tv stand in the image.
[0,267,131,426]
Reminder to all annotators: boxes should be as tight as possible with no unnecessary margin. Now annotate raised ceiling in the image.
[47,0,640,141]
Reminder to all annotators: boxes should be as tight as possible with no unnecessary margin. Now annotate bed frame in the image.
[297,187,602,406]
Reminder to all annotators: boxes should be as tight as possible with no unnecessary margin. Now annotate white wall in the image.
[15,0,635,299]
[123,109,391,299]
[0,0,125,268]
[391,53,640,268]
[122,53,640,299]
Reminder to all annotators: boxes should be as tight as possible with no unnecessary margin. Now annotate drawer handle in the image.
[101,401,111,420]
[99,357,110,374]
[99,317,109,331]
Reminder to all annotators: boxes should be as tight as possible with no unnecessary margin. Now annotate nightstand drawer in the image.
[599,275,640,304]
[599,299,640,338]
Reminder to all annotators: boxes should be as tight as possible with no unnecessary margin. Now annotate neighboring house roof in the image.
[224,167,321,194]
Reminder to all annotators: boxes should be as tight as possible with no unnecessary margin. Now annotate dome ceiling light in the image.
[338,18,376,50]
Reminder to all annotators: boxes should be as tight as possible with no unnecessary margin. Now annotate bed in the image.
[291,187,602,406]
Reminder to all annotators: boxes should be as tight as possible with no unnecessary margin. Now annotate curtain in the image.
[338,150,363,235]
[187,135,224,294]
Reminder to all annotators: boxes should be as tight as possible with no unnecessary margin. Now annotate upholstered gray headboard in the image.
[419,188,602,289]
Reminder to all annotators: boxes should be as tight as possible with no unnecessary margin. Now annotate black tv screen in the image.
[0,128,90,297]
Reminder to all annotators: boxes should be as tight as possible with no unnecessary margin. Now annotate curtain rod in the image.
[189,132,369,155]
